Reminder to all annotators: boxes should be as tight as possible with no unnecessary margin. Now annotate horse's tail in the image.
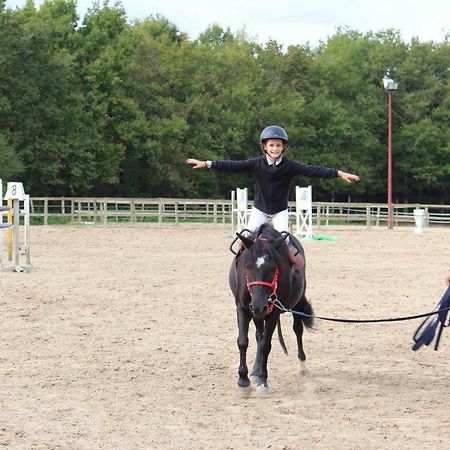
[299,295,314,329]
[277,319,288,355]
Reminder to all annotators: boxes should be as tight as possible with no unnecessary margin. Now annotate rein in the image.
[273,299,450,324]
[273,285,450,352]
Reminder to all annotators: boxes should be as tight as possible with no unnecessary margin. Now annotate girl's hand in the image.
[338,171,360,184]
[186,158,207,169]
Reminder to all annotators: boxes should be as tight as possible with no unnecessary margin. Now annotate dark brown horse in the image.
[229,223,313,394]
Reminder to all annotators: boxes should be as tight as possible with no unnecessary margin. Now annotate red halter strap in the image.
[246,267,280,297]
[245,267,280,315]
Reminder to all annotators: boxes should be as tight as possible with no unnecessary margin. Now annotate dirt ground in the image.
[0,224,449,449]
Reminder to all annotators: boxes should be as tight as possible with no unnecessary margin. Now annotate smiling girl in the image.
[186,125,360,267]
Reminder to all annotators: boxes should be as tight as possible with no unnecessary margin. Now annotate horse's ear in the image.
[236,232,254,249]
[273,232,290,249]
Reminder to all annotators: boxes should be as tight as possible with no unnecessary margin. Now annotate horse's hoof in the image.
[237,378,250,388]
[238,384,252,397]
[256,383,269,395]
[299,360,309,376]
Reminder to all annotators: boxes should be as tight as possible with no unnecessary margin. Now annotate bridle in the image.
[245,267,280,315]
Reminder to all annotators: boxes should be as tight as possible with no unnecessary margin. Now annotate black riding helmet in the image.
[259,125,289,153]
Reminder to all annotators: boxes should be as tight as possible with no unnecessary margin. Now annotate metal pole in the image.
[231,190,235,235]
[387,91,393,229]
[7,199,13,260]
[25,195,31,266]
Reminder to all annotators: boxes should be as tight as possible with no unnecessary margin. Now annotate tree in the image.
[0,134,24,181]
[0,3,448,202]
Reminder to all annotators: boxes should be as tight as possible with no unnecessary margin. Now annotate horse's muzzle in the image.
[249,303,267,318]
[249,298,275,318]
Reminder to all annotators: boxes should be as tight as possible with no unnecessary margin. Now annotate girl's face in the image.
[264,139,285,161]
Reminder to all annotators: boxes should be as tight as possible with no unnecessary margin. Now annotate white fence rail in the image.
[27,197,450,229]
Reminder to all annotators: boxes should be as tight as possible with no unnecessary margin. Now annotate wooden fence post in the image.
[131,201,136,224]
[158,199,163,225]
[316,203,321,228]
[93,199,98,224]
[71,199,74,223]
[366,205,371,228]
[175,201,179,224]
[102,200,107,225]
[44,198,48,226]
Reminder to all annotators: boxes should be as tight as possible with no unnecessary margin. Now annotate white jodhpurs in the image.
[246,206,290,236]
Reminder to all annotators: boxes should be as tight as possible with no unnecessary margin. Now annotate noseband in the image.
[245,267,280,315]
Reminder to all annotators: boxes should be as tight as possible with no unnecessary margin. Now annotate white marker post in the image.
[295,185,313,239]
[236,188,249,232]
[413,208,426,234]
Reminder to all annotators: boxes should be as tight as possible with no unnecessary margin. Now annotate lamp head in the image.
[383,72,398,91]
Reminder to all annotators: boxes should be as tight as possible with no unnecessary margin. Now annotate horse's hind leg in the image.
[293,311,308,375]
[236,306,252,390]
[250,318,264,380]
[293,313,306,361]
[293,291,313,371]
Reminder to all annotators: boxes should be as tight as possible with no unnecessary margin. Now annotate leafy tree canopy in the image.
[0,1,449,203]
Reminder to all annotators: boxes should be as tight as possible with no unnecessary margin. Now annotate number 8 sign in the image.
[4,182,26,201]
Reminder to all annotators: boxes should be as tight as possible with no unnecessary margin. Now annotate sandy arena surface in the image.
[1,224,449,449]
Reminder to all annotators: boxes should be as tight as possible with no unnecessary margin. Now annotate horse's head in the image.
[237,225,289,319]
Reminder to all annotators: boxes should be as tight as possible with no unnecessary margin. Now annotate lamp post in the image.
[383,70,398,229]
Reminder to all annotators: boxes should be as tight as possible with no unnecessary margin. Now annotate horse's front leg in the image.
[250,317,264,380]
[257,314,278,392]
[236,305,252,390]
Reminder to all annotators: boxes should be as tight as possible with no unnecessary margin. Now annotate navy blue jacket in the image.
[211,156,338,215]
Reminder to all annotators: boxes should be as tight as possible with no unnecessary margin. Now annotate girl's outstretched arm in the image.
[337,170,360,184]
[186,158,209,169]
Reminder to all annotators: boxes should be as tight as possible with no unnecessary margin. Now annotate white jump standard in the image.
[231,188,251,234]
[0,181,33,273]
[295,185,313,239]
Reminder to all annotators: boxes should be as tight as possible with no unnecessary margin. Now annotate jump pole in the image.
[24,194,31,266]
[7,198,13,260]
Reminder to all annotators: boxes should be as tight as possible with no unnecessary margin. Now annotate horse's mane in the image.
[244,223,287,268]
